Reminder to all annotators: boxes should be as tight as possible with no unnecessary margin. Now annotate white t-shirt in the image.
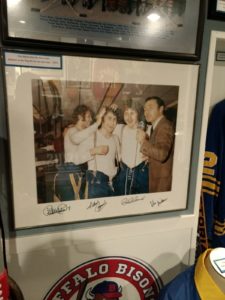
[84,130,120,179]
[114,124,144,169]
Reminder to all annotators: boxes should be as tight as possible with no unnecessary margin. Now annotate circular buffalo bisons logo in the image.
[43,256,162,300]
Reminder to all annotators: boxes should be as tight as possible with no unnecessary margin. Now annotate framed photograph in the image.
[3,50,199,229]
[208,0,225,21]
[1,0,204,60]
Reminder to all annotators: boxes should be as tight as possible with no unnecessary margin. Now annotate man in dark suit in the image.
[137,96,175,193]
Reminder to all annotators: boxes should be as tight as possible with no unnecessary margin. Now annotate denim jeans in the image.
[86,170,114,199]
[114,161,149,195]
[55,163,87,201]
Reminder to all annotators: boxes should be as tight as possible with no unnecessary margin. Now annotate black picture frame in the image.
[2,49,199,228]
[1,0,205,61]
[208,0,225,21]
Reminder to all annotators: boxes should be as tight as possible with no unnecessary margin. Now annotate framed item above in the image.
[1,0,204,60]
[208,0,225,21]
[3,49,199,229]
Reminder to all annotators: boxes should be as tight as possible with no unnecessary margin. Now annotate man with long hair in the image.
[114,99,148,195]
[84,107,121,199]
[55,104,106,201]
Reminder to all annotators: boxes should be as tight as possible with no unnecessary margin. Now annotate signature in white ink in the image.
[121,195,145,205]
[87,200,107,212]
[150,198,168,208]
[43,204,71,216]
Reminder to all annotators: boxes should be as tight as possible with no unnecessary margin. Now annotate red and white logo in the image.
[43,256,162,300]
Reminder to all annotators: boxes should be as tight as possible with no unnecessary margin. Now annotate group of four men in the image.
[54,96,175,201]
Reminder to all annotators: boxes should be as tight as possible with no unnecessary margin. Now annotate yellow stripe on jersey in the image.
[214,219,225,235]
[214,219,225,226]
[202,180,220,192]
[202,174,220,185]
[201,188,219,197]
[214,227,225,236]
[203,167,214,176]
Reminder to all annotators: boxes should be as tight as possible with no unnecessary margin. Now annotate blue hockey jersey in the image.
[158,249,225,300]
[198,100,225,252]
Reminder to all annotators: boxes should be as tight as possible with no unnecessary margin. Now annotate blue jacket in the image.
[158,249,224,300]
[158,266,200,300]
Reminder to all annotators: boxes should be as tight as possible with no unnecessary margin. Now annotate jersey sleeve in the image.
[198,100,225,250]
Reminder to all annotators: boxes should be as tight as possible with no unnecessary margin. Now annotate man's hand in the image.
[90,145,109,156]
[96,107,106,126]
[110,103,118,111]
[136,128,146,145]
[141,154,149,162]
